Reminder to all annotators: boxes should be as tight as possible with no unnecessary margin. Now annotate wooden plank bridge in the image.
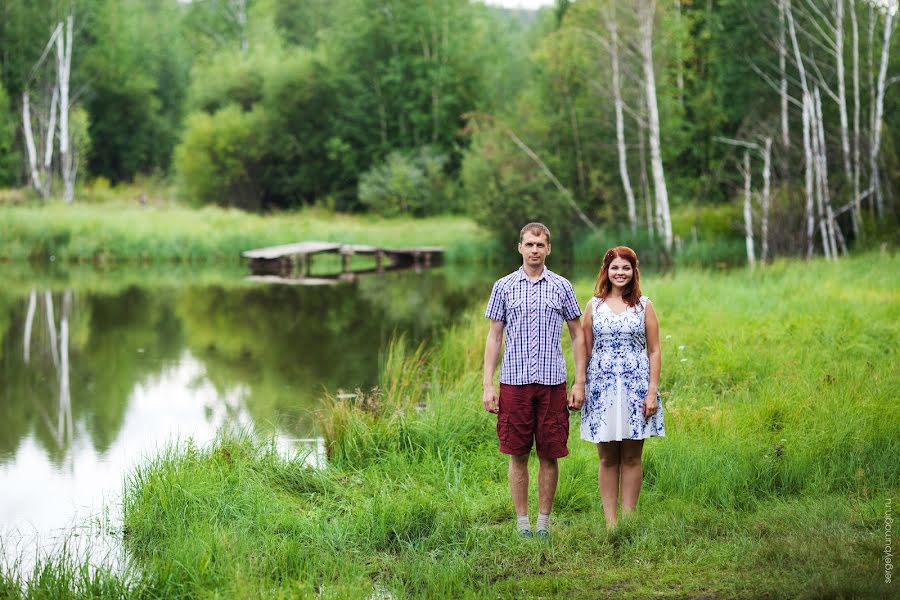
[242,241,444,284]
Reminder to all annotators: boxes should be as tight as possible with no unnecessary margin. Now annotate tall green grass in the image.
[3,252,897,598]
[0,201,497,264]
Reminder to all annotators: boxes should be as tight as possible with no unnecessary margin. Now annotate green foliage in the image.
[358,147,456,217]
[187,49,269,113]
[321,0,497,180]
[178,47,339,208]
[80,0,189,182]
[257,48,341,206]
[68,107,91,181]
[175,105,266,209]
[460,120,578,248]
[269,0,333,47]
[0,82,18,186]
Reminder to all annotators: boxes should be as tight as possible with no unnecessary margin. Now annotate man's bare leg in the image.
[537,456,559,515]
[536,456,559,535]
[509,454,530,531]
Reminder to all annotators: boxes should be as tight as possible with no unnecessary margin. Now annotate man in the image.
[483,222,586,539]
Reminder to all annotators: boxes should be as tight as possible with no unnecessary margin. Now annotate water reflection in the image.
[0,266,492,568]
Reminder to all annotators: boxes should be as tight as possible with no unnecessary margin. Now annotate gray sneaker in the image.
[536,529,550,541]
[518,528,533,539]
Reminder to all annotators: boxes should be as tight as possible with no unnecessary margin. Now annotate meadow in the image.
[1,252,897,599]
[0,200,497,264]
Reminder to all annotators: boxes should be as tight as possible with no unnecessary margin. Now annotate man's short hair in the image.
[519,222,551,244]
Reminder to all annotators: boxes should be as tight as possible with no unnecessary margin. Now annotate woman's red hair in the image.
[594,246,642,307]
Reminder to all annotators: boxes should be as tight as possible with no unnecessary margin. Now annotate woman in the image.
[581,246,664,528]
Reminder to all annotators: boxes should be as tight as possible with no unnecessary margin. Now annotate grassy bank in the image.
[0,201,498,264]
[3,253,898,598]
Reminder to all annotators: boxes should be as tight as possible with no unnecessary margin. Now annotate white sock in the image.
[536,513,550,532]
[516,515,531,531]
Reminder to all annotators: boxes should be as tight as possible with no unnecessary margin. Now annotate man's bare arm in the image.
[482,320,504,413]
[566,317,587,410]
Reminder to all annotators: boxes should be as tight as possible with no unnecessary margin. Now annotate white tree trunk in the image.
[779,0,791,153]
[808,93,829,259]
[786,2,817,256]
[22,93,45,196]
[850,0,862,235]
[607,5,638,231]
[23,290,37,363]
[638,0,672,251]
[44,86,57,171]
[870,7,895,218]
[802,93,817,257]
[761,137,772,261]
[57,15,75,204]
[743,151,756,266]
[814,87,839,258]
[867,5,876,215]
[835,0,854,227]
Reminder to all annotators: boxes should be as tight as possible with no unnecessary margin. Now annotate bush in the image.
[175,105,265,210]
[176,48,340,210]
[358,147,456,217]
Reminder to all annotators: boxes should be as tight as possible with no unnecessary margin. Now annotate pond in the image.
[0,262,503,572]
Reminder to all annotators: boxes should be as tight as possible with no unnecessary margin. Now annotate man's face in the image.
[518,231,550,269]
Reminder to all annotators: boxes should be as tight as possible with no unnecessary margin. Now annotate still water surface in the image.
[0,264,497,569]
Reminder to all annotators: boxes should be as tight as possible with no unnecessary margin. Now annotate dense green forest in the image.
[1,0,897,259]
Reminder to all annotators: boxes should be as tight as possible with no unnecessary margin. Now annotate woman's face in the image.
[607,257,634,290]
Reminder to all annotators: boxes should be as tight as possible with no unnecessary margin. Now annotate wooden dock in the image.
[242,240,443,283]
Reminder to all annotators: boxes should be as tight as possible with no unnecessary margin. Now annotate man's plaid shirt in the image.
[484,266,582,386]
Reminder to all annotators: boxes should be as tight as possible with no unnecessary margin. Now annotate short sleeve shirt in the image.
[484,267,582,385]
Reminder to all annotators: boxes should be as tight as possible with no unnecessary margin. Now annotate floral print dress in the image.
[581,296,665,442]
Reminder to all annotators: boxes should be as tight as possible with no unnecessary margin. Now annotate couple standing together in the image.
[482,222,665,538]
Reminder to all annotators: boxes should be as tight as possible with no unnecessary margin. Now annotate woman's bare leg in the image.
[620,439,644,514]
[598,442,621,528]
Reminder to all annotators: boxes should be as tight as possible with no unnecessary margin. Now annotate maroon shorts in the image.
[497,383,569,459]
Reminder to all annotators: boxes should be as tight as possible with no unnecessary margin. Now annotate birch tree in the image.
[22,22,63,198]
[867,0,897,218]
[22,92,45,196]
[779,0,791,155]
[606,3,638,231]
[21,16,79,202]
[835,0,853,229]
[742,151,756,266]
[638,0,672,251]
[760,137,773,261]
[784,1,818,256]
[57,15,74,204]
[850,0,863,235]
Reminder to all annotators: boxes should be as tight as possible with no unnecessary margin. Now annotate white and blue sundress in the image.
[581,296,666,442]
